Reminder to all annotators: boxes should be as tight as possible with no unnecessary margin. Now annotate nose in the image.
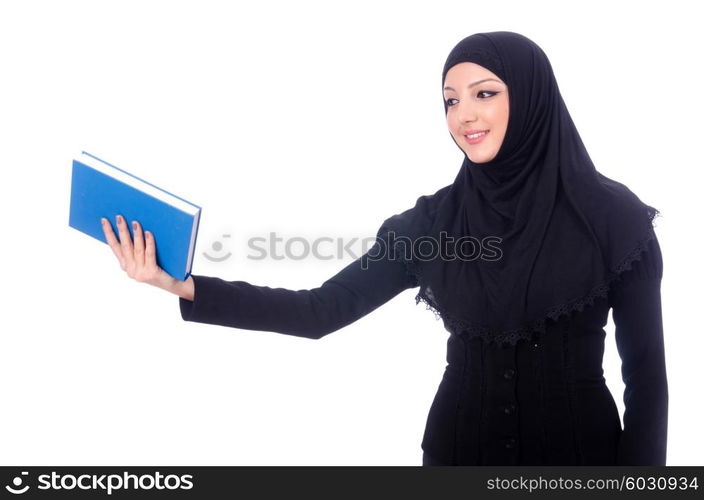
[457,99,478,123]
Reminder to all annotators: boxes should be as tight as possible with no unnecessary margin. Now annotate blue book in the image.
[69,151,202,281]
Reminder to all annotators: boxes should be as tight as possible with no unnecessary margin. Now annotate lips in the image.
[464,130,489,139]
[463,129,489,145]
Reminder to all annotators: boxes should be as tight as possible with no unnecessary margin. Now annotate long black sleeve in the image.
[178,239,416,339]
[610,234,668,465]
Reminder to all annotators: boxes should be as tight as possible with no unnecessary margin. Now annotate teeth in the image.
[466,131,487,139]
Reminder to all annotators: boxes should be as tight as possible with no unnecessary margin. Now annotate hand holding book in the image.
[101,214,195,301]
[69,151,201,282]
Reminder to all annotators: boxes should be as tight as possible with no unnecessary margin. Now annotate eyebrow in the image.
[443,78,503,91]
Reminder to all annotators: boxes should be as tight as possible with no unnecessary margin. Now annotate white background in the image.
[1,0,701,465]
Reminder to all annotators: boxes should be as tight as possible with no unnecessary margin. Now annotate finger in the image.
[132,220,145,267]
[144,230,159,269]
[101,217,126,269]
[115,214,134,266]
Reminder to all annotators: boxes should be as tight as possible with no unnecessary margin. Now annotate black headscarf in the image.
[375,31,659,345]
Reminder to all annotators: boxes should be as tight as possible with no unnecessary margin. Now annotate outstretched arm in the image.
[611,235,668,465]
[101,213,415,339]
[178,238,416,340]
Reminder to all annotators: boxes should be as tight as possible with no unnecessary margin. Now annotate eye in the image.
[445,91,498,107]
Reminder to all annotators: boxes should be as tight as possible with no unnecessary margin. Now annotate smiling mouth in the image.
[464,130,489,144]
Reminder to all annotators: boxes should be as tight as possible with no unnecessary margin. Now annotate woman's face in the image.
[443,62,509,164]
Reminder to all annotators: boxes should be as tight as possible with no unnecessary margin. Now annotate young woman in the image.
[101,31,667,466]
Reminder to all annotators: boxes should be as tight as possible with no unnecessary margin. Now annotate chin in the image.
[467,148,497,164]
[468,153,490,164]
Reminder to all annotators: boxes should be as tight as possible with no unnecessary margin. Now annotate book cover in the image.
[68,151,202,281]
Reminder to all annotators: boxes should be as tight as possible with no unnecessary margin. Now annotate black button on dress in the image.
[179,233,667,466]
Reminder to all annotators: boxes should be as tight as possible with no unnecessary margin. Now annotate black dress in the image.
[178,232,667,466]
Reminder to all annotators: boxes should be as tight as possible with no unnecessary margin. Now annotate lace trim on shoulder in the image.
[387,208,660,346]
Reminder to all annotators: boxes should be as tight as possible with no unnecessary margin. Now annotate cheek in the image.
[446,115,458,136]
[500,100,510,130]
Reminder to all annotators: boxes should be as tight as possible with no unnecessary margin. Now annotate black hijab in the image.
[374,31,659,345]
